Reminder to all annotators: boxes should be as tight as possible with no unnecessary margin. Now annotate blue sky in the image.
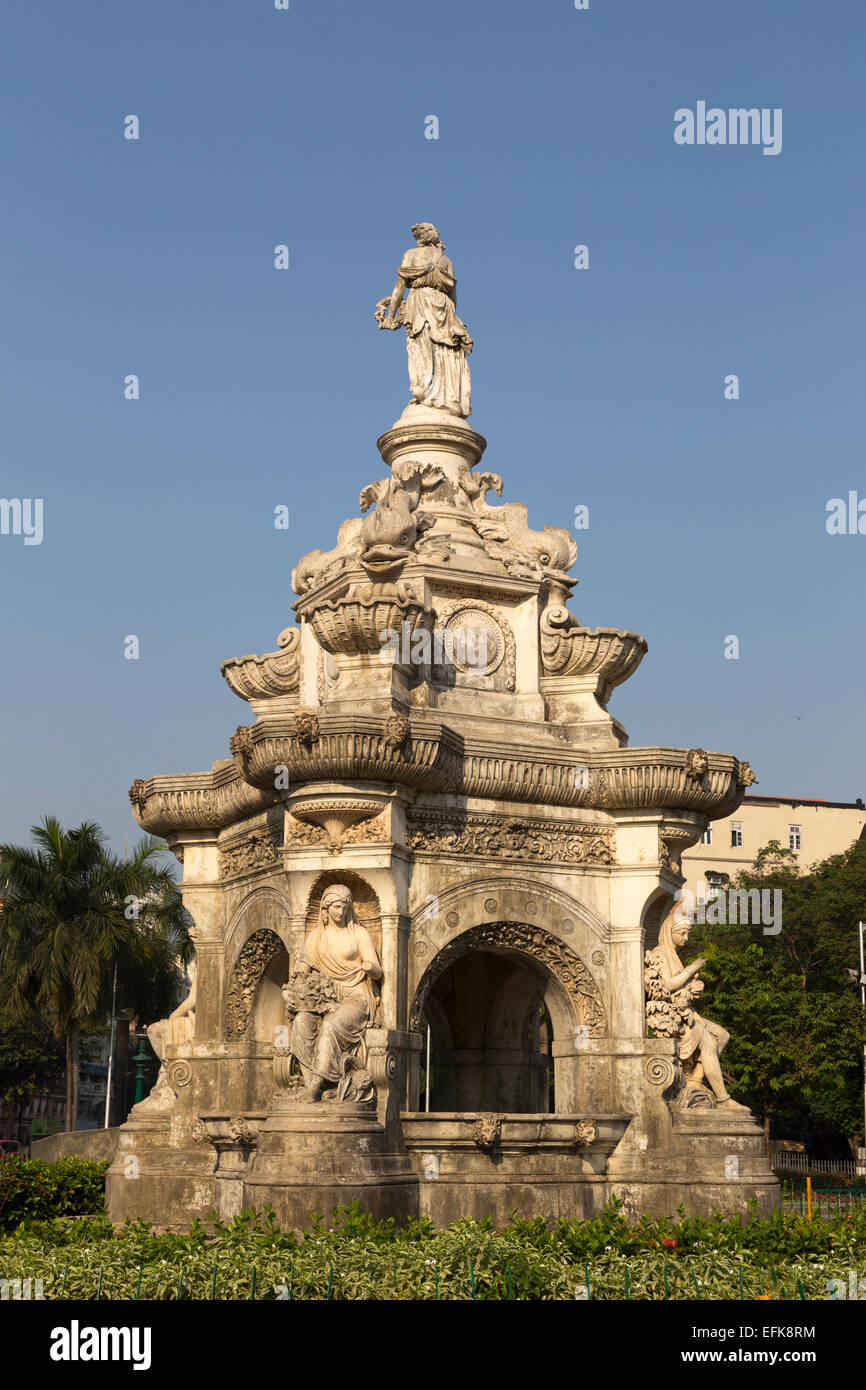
[2,0,864,853]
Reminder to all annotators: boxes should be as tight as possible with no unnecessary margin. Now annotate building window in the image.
[789,824,801,851]
[730,822,743,848]
[701,827,713,846]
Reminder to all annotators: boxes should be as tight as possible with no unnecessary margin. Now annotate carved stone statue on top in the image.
[376,222,473,418]
[278,885,382,1105]
[645,907,750,1114]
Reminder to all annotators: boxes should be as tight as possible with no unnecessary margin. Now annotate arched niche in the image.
[305,870,382,958]
[250,944,291,1045]
[642,890,676,952]
[408,921,606,1115]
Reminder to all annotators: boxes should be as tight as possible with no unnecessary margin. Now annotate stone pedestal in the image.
[243,1102,418,1231]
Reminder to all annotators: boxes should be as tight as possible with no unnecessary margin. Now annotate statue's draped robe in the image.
[398,246,472,417]
[650,927,724,1061]
[291,923,379,1087]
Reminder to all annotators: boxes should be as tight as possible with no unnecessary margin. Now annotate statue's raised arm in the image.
[375,222,473,419]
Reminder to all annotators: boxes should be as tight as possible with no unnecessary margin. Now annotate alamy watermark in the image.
[673,882,782,935]
[674,103,782,157]
[379,623,488,670]
[0,497,43,545]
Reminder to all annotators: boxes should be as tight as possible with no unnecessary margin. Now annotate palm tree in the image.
[0,818,189,1131]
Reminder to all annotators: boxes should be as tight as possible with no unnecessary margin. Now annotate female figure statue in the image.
[376,222,473,418]
[645,907,749,1112]
[282,884,383,1104]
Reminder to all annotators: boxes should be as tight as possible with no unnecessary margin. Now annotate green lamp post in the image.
[132,1039,152,1106]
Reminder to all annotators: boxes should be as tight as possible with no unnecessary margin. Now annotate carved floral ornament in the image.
[218,827,283,879]
[287,798,389,854]
[406,810,615,865]
[224,929,286,1038]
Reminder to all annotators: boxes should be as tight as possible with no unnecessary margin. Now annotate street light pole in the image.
[103,962,118,1129]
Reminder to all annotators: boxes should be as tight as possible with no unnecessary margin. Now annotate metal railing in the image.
[771,1147,860,1178]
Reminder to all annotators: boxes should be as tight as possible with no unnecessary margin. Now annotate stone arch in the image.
[225,885,292,967]
[409,920,606,1039]
[642,889,675,952]
[410,874,608,946]
[306,870,382,958]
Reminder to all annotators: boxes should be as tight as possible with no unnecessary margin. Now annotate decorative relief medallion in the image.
[218,827,283,880]
[406,810,615,866]
[431,599,515,692]
[591,950,605,967]
[560,917,575,934]
[484,897,498,912]
[225,928,286,1038]
[445,910,460,928]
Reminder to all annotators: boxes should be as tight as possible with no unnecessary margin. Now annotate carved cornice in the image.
[129,735,748,837]
[237,714,463,795]
[406,810,615,865]
[128,763,280,837]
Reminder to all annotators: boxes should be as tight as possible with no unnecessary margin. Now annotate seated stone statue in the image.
[645,907,749,1113]
[132,961,197,1113]
[280,884,382,1104]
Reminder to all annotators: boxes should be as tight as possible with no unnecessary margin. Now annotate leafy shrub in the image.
[1,1196,866,1298]
[0,1156,108,1230]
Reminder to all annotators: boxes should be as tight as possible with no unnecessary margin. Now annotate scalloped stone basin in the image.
[307,583,434,657]
[541,607,647,684]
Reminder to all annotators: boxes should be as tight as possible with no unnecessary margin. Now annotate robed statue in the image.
[279,884,383,1105]
[376,222,473,418]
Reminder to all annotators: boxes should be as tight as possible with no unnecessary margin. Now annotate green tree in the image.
[0,1012,65,1141]
[0,818,188,1131]
[692,837,866,1153]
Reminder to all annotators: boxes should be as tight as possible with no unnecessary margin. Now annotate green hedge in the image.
[0,1156,108,1230]
[1,1199,866,1299]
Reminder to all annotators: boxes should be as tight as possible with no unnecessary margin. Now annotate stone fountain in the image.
[106,224,777,1229]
